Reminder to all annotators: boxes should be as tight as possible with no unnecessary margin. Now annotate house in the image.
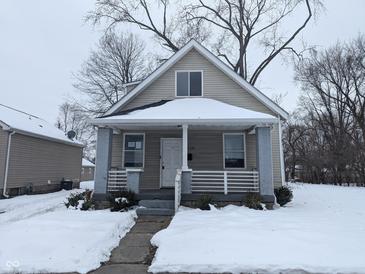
[91,40,288,214]
[81,158,95,181]
[0,104,83,197]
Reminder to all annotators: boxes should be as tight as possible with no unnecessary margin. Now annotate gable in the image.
[106,40,288,119]
[120,48,276,116]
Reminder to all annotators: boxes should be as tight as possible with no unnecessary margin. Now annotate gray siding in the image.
[117,48,283,187]
[5,133,82,189]
[0,128,9,189]
[112,130,258,190]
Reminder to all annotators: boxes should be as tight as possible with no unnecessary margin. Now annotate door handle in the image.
[162,166,165,170]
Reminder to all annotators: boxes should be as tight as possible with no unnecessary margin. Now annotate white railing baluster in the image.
[224,171,228,195]
[191,170,259,193]
[107,170,128,192]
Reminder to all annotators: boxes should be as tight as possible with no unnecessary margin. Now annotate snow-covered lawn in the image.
[150,183,365,274]
[0,188,136,273]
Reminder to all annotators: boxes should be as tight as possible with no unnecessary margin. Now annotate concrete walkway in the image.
[89,216,171,274]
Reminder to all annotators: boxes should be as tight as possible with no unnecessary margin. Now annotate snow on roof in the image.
[0,104,83,146]
[93,98,278,125]
[82,158,95,167]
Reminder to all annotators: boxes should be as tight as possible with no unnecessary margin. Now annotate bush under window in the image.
[274,186,293,206]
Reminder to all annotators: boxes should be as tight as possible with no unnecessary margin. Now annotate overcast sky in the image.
[0,0,364,123]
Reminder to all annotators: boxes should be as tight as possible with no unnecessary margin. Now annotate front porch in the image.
[92,98,279,210]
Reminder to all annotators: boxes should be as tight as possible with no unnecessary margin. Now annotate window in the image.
[123,134,144,168]
[223,133,245,168]
[176,71,202,96]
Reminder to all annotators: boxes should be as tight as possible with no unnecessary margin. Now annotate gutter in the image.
[3,131,15,198]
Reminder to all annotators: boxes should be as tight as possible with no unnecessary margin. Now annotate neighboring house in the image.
[0,104,83,197]
[91,40,288,215]
[81,158,95,181]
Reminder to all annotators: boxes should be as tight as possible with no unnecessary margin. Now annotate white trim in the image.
[160,138,183,188]
[104,40,288,119]
[3,131,15,197]
[122,132,145,169]
[91,118,278,127]
[278,116,286,185]
[182,124,189,170]
[175,70,204,97]
[223,132,247,169]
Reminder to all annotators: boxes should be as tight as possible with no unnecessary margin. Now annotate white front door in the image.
[160,138,182,187]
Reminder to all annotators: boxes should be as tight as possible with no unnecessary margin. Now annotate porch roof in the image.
[91,98,278,127]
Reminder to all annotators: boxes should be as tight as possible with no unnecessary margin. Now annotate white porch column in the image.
[182,124,189,171]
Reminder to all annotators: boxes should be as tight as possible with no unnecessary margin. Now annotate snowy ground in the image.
[0,187,136,273]
[150,183,365,274]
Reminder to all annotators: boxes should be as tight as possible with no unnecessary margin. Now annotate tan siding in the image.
[111,133,123,168]
[122,49,275,115]
[6,133,82,188]
[118,48,283,187]
[0,129,9,189]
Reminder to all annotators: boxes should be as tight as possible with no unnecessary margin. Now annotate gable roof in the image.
[105,39,288,119]
[0,104,83,147]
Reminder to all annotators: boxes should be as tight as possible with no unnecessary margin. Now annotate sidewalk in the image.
[89,216,171,274]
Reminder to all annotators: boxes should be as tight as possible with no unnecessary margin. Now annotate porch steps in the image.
[137,199,174,216]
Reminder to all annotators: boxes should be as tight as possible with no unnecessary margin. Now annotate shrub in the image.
[244,192,263,210]
[65,190,95,210]
[274,186,293,206]
[64,192,84,209]
[109,190,136,212]
[195,195,213,210]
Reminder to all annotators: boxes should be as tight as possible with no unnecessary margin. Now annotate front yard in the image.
[150,183,365,274]
[0,187,136,273]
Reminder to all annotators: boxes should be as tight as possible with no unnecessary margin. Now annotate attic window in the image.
[176,71,202,97]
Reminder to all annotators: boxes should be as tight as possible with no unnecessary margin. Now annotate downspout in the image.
[3,131,15,198]
[277,116,286,186]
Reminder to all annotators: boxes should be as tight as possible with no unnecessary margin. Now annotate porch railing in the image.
[174,169,182,212]
[191,170,259,194]
[107,170,128,192]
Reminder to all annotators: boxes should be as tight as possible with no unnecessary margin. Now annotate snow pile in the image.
[150,183,365,274]
[0,104,82,146]
[98,98,277,122]
[0,190,136,273]
[80,180,95,190]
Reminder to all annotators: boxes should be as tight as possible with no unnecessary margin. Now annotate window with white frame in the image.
[223,133,245,168]
[123,134,144,168]
[176,71,202,96]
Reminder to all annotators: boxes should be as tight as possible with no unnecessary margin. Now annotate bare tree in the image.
[185,0,322,84]
[88,0,321,85]
[292,35,365,185]
[56,102,96,160]
[73,32,147,115]
[88,0,209,52]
